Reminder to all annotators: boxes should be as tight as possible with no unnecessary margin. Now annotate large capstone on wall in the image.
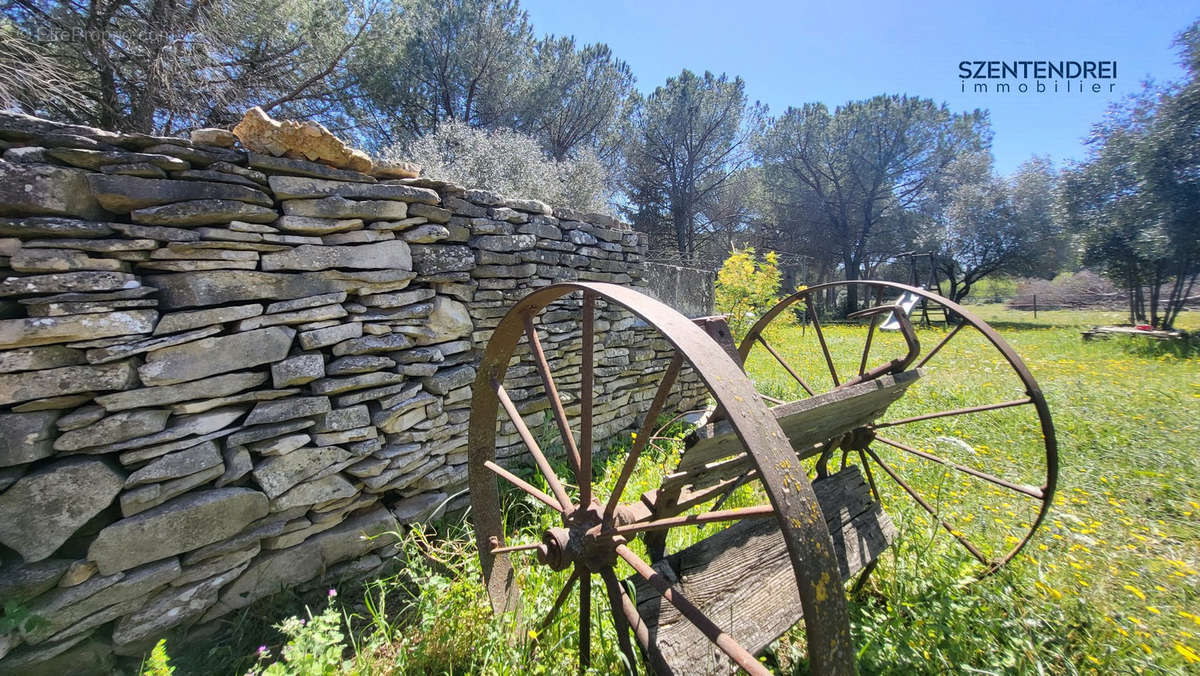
[0,111,709,673]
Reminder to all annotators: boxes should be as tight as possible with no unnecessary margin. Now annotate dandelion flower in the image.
[1175,643,1200,663]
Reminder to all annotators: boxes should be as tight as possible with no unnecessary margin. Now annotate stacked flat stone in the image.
[0,111,704,674]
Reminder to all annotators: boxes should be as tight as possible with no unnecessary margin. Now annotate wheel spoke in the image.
[858,313,878,377]
[579,574,591,671]
[916,321,965,368]
[608,504,774,537]
[579,291,595,507]
[806,298,840,386]
[858,286,884,376]
[615,544,769,676]
[872,397,1034,429]
[857,449,881,501]
[756,335,815,396]
[483,460,563,513]
[600,569,638,672]
[872,434,1044,499]
[539,569,579,632]
[603,567,654,661]
[524,314,582,477]
[489,542,542,555]
[495,381,574,512]
[603,352,683,525]
[863,447,991,565]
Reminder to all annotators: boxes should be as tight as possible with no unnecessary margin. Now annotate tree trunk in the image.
[1149,267,1162,328]
[842,253,859,318]
[672,203,689,257]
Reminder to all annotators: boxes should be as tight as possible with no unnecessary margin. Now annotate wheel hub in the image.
[534,502,637,572]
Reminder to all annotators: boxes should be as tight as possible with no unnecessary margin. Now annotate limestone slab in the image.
[0,344,83,373]
[88,175,272,213]
[243,395,331,426]
[252,445,351,498]
[261,241,411,272]
[271,353,325,388]
[167,386,298,415]
[0,216,114,238]
[282,196,406,220]
[0,410,60,466]
[0,458,123,562]
[145,269,416,309]
[0,360,136,406]
[298,322,361,350]
[137,326,294,386]
[268,176,438,203]
[0,159,107,220]
[248,433,310,457]
[153,303,263,335]
[331,333,414,356]
[0,309,156,350]
[271,473,357,512]
[87,488,269,575]
[265,292,347,314]
[94,370,267,412]
[84,325,221,364]
[247,152,375,183]
[10,248,126,273]
[0,271,140,297]
[54,409,171,452]
[226,419,314,446]
[124,440,222,488]
[235,303,346,331]
[274,216,363,235]
[131,199,278,226]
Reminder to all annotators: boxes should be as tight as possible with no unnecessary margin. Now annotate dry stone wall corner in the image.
[0,110,707,672]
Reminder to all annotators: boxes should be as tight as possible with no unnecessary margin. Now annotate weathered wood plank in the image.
[675,370,920,474]
[628,466,896,675]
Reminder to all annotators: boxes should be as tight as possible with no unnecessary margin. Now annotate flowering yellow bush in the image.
[715,248,787,338]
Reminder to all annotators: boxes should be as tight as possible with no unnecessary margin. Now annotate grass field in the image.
[172,307,1200,675]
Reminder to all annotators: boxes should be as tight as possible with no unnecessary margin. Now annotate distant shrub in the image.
[385,121,612,213]
[1008,271,1122,310]
[715,248,789,338]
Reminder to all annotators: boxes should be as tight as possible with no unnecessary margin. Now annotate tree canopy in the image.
[622,69,763,261]
[1059,20,1199,329]
[759,95,990,310]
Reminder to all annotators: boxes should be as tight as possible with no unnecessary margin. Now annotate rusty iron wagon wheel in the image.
[468,282,856,675]
[737,280,1059,574]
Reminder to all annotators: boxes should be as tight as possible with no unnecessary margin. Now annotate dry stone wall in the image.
[0,111,706,673]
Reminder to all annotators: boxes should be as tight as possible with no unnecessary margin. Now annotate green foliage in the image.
[251,595,351,676]
[927,154,1068,302]
[3,0,374,134]
[0,599,47,635]
[140,639,175,676]
[393,121,612,212]
[715,248,786,338]
[963,275,1019,303]
[758,94,990,297]
[622,69,764,256]
[1058,20,1200,329]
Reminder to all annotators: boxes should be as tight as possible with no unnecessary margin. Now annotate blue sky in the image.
[520,0,1197,175]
